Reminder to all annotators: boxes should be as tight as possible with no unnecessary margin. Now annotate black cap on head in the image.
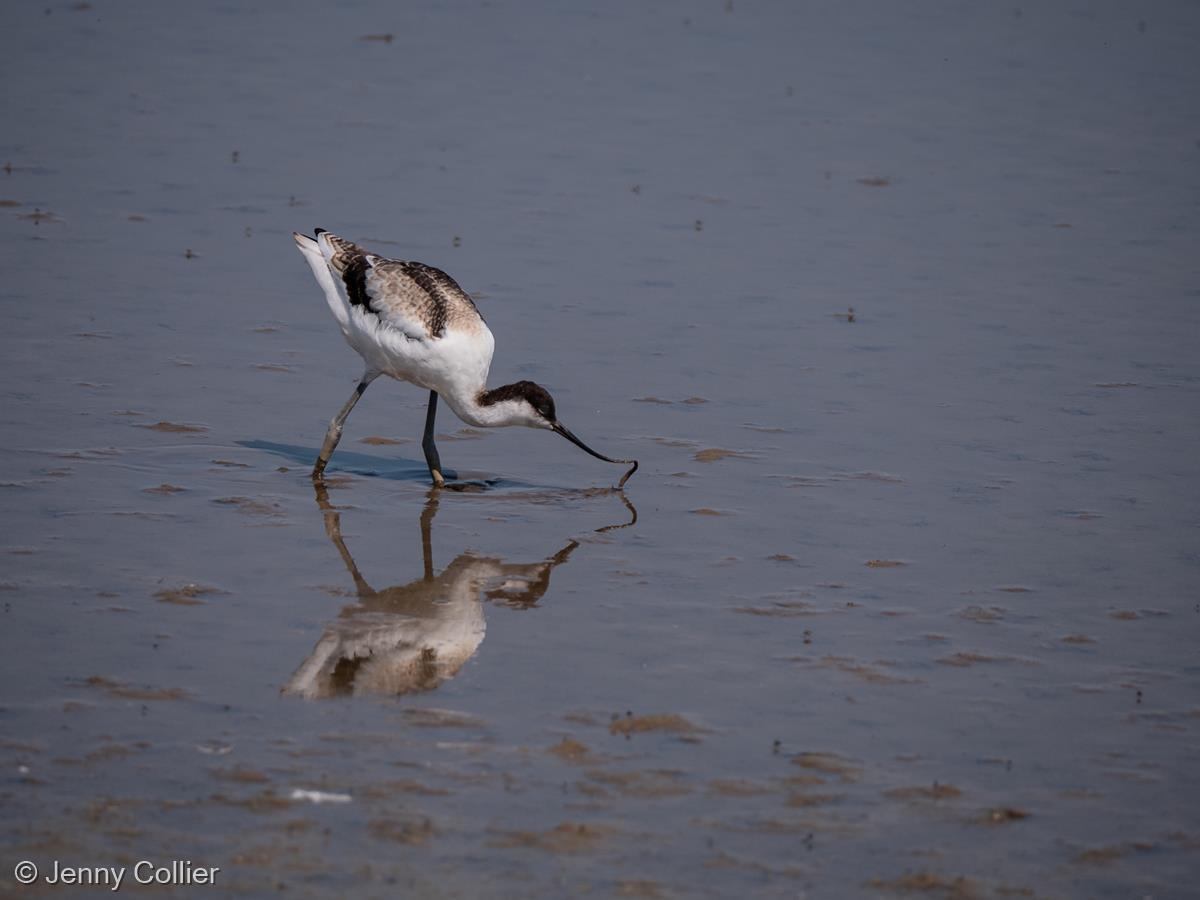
[481,380,556,422]
[519,382,556,422]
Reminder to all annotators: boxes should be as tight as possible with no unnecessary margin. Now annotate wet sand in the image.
[2,2,1199,897]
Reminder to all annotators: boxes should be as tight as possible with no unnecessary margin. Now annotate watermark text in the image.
[13,859,220,890]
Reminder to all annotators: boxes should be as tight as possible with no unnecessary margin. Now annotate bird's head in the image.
[481,381,639,486]
[481,380,559,430]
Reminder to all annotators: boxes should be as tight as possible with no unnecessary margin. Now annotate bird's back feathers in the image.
[303,229,483,341]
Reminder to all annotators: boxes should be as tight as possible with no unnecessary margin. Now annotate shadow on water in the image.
[238,439,446,483]
[239,439,642,498]
[283,480,637,699]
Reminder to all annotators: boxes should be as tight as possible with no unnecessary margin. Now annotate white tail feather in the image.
[292,233,350,330]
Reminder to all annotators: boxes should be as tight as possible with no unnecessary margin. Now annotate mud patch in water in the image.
[140,421,208,433]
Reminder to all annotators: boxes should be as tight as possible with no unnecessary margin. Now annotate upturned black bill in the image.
[552,423,639,489]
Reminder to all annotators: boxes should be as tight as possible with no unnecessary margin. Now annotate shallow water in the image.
[2,2,1199,897]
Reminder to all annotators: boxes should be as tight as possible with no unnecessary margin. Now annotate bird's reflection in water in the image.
[284,482,635,699]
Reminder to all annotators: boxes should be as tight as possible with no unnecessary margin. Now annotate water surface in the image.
[2,2,1199,897]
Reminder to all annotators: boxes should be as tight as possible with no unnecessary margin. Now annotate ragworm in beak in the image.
[552,422,639,489]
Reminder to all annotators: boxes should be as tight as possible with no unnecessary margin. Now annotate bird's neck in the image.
[457,396,516,427]
[442,385,540,429]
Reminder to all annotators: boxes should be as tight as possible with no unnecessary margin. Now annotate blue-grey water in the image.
[2,2,1198,897]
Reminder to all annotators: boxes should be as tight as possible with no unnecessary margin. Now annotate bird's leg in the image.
[313,371,379,478]
[311,479,373,595]
[419,489,440,579]
[422,390,445,488]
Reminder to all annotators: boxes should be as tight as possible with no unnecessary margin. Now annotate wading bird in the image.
[293,229,637,488]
